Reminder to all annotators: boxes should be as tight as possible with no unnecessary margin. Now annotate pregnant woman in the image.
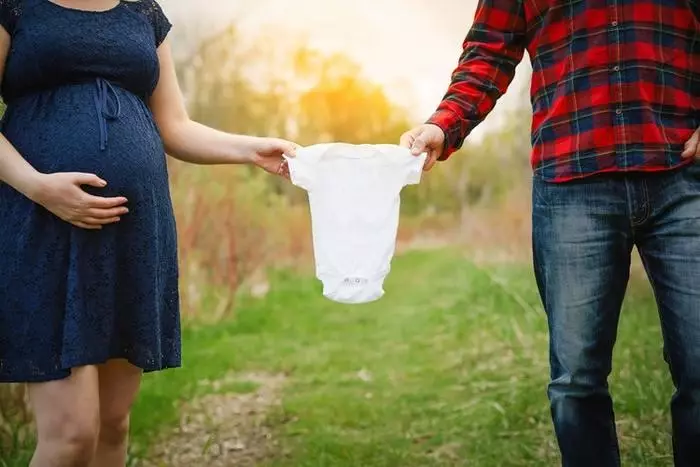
[0,0,296,465]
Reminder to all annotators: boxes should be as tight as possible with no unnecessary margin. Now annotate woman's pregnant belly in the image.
[1,82,169,201]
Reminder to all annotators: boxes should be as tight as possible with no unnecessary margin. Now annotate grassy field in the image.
[2,249,674,466]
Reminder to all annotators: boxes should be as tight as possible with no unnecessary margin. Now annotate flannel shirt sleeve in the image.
[428,0,526,160]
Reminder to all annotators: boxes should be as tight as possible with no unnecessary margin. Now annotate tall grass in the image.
[168,160,309,322]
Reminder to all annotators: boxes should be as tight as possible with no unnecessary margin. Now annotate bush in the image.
[169,160,312,323]
[0,384,32,464]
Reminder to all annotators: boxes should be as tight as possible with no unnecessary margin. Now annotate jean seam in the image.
[637,250,669,360]
[631,179,651,226]
[532,177,550,208]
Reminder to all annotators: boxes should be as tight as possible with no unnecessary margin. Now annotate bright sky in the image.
[161,0,532,139]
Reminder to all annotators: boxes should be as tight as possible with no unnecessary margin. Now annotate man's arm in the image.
[429,0,527,160]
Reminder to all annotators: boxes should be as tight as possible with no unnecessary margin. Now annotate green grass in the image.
[2,250,674,466]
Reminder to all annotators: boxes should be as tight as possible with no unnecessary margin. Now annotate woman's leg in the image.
[91,359,142,467]
[29,366,101,467]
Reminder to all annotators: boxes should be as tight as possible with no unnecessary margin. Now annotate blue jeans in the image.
[532,165,700,467]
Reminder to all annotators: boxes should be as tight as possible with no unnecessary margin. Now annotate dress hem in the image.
[0,354,181,383]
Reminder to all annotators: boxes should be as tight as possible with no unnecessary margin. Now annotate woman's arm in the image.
[149,40,297,175]
[0,29,127,229]
[0,30,45,199]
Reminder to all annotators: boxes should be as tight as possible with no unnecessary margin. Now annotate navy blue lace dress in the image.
[0,0,181,382]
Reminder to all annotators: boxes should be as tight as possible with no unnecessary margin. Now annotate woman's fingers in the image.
[80,216,121,225]
[276,158,290,179]
[70,172,108,188]
[283,140,299,157]
[84,194,129,209]
[70,213,120,228]
[71,199,129,228]
[86,206,129,219]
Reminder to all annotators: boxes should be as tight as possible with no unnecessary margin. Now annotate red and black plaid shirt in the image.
[428,0,700,182]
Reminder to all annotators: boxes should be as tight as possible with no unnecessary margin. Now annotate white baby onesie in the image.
[286,143,427,304]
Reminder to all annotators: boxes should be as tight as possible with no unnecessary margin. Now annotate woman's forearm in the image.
[161,120,260,165]
[0,135,43,200]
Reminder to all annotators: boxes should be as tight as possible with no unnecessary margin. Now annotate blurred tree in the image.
[292,52,410,145]
[176,26,413,203]
[400,102,532,218]
[178,25,411,146]
[176,25,289,137]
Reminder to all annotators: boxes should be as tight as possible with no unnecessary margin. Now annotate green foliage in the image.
[1,250,673,466]
[119,251,670,466]
[178,25,411,146]
[0,385,33,467]
[401,106,533,217]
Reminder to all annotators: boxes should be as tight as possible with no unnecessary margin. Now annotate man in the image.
[400,1,700,466]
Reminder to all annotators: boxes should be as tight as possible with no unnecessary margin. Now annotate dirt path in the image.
[143,373,287,467]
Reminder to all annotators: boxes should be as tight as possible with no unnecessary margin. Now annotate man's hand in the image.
[399,124,445,171]
[682,127,700,159]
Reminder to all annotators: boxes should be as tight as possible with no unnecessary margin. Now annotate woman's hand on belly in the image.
[30,172,129,230]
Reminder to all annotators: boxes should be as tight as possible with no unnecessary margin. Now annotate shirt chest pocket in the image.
[524,0,587,37]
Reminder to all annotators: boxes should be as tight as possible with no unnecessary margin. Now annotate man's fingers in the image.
[410,135,429,156]
[85,195,129,209]
[423,150,439,171]
[399,131,416,149]
[682,129,700,158]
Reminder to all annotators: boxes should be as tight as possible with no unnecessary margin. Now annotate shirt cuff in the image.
[426,109,475,161]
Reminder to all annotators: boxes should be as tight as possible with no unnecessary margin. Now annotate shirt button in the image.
[611,21,618,27]
[613,65,620,72]
[615,108,622,115]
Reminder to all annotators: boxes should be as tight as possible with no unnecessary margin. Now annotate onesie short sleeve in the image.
[131,0,172,48]
[373,145,425,187]
[0,0,21,36]
[403,152,427,186]
[287,145,326,192]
